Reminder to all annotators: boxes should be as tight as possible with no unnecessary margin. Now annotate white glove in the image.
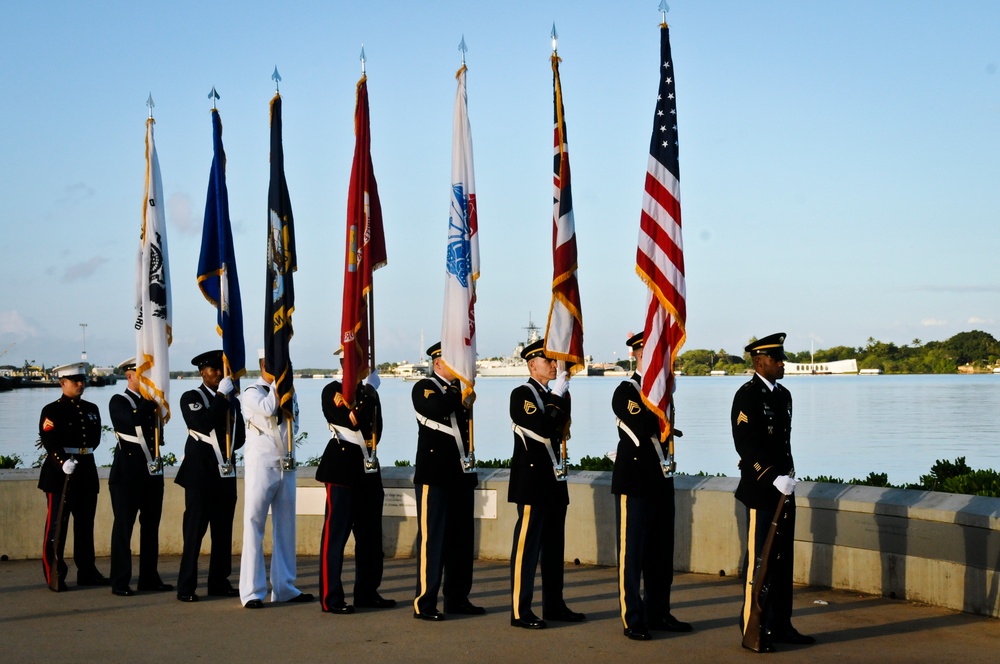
[551,371,570,397]
[218,376,234,396]
[62,458,77,475]
[365,369,381,391]
[773,475,799,495]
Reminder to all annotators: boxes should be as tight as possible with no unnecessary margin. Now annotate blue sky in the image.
[1,1,998,370]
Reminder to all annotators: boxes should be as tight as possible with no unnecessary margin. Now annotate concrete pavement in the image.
[0,555,996,663]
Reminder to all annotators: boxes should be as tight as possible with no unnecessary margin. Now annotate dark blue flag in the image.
[264,93,296,420]
[197,109,246,388]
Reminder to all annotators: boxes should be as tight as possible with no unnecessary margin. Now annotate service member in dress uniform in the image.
[732,333,815,651]
[411,342,484,621]
[239,350,312,609]
[38,362,109,591]
[175,350,245,602]
[316,363,395,614]
[611,333,691,640]
[508,339,584,630]
[108,359,172,596]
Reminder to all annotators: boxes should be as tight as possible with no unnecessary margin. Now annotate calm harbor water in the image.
[2,374,999,485]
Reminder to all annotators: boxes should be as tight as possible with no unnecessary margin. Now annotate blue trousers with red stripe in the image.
[42,487,99,587]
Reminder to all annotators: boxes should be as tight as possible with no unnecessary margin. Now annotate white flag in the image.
[441,64,479,404]
[136,117,172,421]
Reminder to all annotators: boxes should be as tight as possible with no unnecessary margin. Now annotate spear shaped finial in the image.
[459,35,468,65]
[272,66,281,93]
[360,45,366,76]
[146,93,155,119]
[551,23,558,53]
[208,86,220,109]
[659,0,670,24]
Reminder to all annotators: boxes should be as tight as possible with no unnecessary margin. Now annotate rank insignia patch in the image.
[333,392,346,407]
[42,418,55,431]
[189,402,203,411]
[424,389,435,399]
[523,401,537,415]
[736,411,749,426]
[627,400,641,415]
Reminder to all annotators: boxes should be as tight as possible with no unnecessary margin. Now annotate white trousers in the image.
[239,463,300,603]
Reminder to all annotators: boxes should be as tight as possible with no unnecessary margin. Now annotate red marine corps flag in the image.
[339,56,387,409]
[636,17,687,436]
[544,25,585,375]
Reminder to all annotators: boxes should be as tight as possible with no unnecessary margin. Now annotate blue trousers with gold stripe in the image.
[412,484,474,615]
[740,499,795,635]
[509,501,567,620]
[616,492,675,629]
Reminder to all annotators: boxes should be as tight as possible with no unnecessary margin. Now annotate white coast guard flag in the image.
[135,117,172,422]
[441,64,479,405]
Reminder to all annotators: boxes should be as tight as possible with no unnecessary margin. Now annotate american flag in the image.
[636,23,686,433]
[339,74,387,409]
[544,50,585,374]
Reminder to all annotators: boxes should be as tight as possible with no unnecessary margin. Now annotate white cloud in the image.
[920,318,948,327]
[168,192,197,235]
[0,310,38,338]
[62,256,108,282]
[967,316,992,325]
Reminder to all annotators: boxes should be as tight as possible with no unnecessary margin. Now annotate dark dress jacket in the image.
[174,384,245,489]
[37,395,102,494]
[731,373,794,509]
[109,389,163,487]
[411,373,477,489]
[317,380,383,488]
[508,377,570,506]
[611,373,673,499]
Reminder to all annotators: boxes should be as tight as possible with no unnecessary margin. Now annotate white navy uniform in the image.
[239,377,302,604]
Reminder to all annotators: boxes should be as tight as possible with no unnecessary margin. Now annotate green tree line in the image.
[676,330,1000,375]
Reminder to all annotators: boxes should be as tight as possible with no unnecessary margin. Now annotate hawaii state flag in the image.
[636,23,686,434]
[264,93,296,420]
[135,116,172,422]
[544,50,585,374]
[197,108,246,387]
[340,74,387,408]
[441,63,479,406]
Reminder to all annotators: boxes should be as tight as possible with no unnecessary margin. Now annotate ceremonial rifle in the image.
[48,473,70,591]
[742,493,789,652]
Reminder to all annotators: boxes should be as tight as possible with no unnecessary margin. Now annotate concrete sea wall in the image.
[2,467,998,617]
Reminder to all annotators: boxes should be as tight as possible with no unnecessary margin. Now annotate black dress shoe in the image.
[207,586,240,597]
[444,600,486,615]
[543,606,585,622]
[649,614,692,632]
[137,582,174,592]
[771,627,815,645]
[355,595,396,609]
[624,626,651,641]
[286,593,314,604]
[111,587,135,597]
[323,602,355,614]
[510,615,547,629]
[78,573,111,587]
[413,610,445,621]
[244,599,264,609]
[176,593,199,602]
